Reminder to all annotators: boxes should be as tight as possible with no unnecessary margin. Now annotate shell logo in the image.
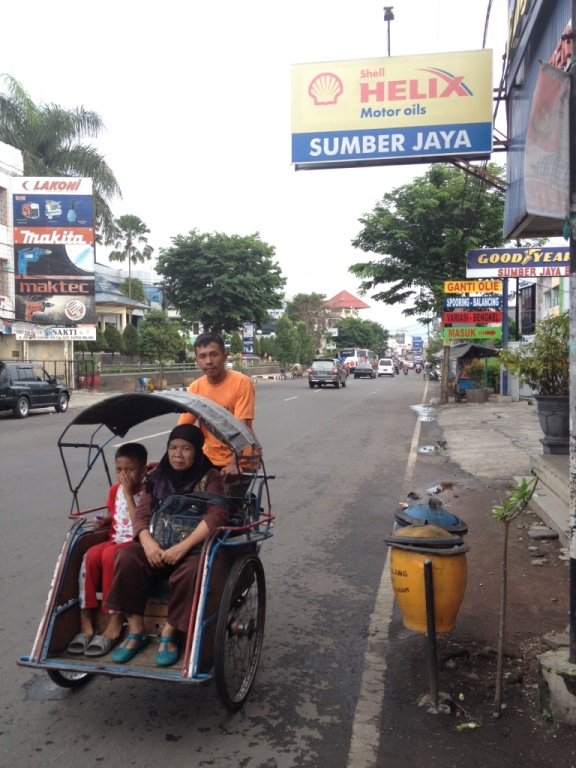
[308,72,344,105]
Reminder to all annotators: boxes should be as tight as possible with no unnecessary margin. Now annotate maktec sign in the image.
[444,311,502,324]
[292,49,493,169]
[443,279,501,293]
[466,246,571,278]
[444,326,502,340]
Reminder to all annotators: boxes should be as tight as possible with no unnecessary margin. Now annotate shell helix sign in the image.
[291,49,493,169]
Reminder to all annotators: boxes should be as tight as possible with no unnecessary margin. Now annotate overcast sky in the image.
[2,0,508,335]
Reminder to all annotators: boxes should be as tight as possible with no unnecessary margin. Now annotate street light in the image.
[383,6,394,57]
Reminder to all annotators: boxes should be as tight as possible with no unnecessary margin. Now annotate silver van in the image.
[377,358,395,377]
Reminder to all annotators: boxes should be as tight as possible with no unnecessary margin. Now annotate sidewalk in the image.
[377,390,573,767]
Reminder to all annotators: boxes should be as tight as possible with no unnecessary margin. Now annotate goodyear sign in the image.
[292,49,493,168]
[444,280,501,293]
[466,247,571,278]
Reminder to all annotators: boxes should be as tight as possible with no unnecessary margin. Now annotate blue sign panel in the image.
[444,294,503,310]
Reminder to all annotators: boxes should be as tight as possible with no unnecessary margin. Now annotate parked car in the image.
[0,361,71,418]
[308,358,347,389]
[354,362,377,379]
[377,358,395,377]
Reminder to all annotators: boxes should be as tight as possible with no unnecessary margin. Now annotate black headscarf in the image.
[147,423,213,499]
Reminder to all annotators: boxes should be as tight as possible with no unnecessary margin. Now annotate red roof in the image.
[327,290,370,310]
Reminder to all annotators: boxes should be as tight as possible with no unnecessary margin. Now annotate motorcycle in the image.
[415,364,422,374]
[403,366,409,375]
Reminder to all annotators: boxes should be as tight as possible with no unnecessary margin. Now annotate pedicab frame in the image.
[17,392,274,711]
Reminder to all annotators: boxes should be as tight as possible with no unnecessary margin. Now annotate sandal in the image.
[156,636,180,667]
[67,632,93,655]
[111,633,150,663]
[84,634,119,657]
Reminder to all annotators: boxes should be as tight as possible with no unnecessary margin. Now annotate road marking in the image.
[346,381,429,767]
[284,396,298,401]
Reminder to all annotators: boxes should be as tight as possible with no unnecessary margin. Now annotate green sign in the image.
[444,326,502,340]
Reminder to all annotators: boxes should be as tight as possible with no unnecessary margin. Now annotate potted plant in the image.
[498,312,569,454]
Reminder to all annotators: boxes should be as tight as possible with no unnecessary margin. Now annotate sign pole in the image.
[502,278,508,396]
[568,3,576,664]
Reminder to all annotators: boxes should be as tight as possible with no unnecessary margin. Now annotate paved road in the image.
[1,373,429,767]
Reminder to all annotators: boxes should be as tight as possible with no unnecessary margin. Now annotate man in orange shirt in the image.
[178,332,256,483]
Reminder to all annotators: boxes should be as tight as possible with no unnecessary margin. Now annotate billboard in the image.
[466,246,570,278]
[12,177,96,339]
[292,49,493,169]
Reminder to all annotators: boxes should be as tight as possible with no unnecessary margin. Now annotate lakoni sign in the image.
[466,246,570,278]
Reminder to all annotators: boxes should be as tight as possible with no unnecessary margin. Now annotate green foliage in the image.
[274,314,298,366]
[229,331,244,354]
[486,357,501,392]
[118,277,147,305]
[498,312,569,395]
[349,163,506,318]
[489,477,538,523]
[295,321,317,366]
[285,293,330,349]
[104,324,126,356]
[109,214,154,266]
[425,332,444,363]
[334,316,390,357]
[122,323,140,359]
[156,229,285,333]
[138,310,183,371]
[463,358,486,388]
[0,74,121,243]
[86,327,108,353]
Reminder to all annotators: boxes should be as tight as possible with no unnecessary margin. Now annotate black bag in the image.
[149,492,232,551]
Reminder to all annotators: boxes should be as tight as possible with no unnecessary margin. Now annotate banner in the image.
[524,61,569,219]
[466,246,570,278]
[12,178,96,338]
[292,50,493,168]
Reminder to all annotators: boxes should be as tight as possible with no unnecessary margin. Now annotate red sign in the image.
[444,311,502,324]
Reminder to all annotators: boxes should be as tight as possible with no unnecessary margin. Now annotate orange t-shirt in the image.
[178,370,255,467]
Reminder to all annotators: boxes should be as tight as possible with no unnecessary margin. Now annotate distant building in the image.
[326,290,370,324]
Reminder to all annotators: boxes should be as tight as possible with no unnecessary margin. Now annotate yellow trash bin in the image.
[385,524,469,633]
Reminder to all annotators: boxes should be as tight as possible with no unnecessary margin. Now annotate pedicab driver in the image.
[178,332,256,489]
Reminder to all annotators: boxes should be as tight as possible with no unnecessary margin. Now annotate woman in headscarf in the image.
[104,424,228,667]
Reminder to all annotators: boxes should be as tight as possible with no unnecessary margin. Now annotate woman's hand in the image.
[161,543,186,566]
[140,531,165,568]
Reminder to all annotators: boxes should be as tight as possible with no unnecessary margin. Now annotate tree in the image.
[0,75,121,242]
[122,323,140,359]
[334,317,389,357]
[109,215,154,299]
[349,163,506,319]
[138,309,183,380]
[295,321,316,366]
[86,327,108,354]
[273,315,298,367]
[229,331,244,354]
[156,230,286,333]
[118,276,147,305]
[104,324,126,358]
[285,293,331,350]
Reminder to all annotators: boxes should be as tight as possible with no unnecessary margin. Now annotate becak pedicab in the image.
[17,392,274,711]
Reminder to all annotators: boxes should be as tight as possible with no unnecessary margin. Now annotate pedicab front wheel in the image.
[214,553,266,711]
[47,669,93,689]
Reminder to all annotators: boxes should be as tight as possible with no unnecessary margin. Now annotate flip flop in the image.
[67,632,93,655]
[111,633,150,663]
[156,636,180,667]
[84,634,119,657]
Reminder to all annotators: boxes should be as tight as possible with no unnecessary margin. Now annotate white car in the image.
[377,358,395,376]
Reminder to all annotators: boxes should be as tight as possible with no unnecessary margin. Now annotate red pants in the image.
[82,540,132,612]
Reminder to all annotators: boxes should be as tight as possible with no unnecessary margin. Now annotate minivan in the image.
[308,358,347,389]
[377,358,395,377]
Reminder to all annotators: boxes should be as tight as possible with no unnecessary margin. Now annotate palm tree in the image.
[0,74,121,242]
[108,214,154,299]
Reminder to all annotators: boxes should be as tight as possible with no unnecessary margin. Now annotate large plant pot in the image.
[534,395,569,455]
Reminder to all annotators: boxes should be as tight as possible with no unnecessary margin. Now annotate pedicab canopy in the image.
[61,392,259,455]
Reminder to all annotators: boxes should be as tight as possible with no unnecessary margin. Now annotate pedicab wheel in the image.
[214,553,266,711]
[47,669,92,689]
